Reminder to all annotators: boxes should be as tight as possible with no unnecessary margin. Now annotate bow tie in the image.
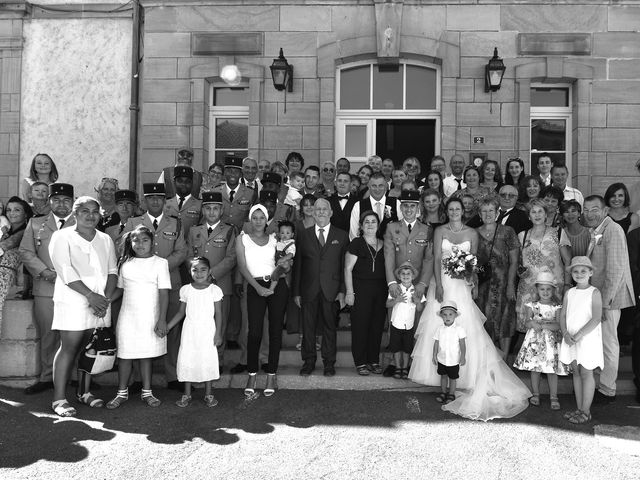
[338,195,349,199]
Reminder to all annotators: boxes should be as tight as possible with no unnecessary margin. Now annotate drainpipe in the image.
[128,0,142,190]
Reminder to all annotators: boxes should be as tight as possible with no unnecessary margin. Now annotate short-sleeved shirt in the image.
[347,236,386,281]
[434,322,466,366]
[388,284,425,330]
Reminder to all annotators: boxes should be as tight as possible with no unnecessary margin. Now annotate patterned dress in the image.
[513,302,568,375]
[475,224,519,342]
[515,227,564,332]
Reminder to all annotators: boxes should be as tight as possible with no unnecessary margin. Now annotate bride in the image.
[409,197,531,421]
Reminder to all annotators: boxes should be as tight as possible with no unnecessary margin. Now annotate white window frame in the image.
[335,61,441,171]
[530,83,573,181]
[208,83,249,166]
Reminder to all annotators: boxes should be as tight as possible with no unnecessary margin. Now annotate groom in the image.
[383,190,434,376]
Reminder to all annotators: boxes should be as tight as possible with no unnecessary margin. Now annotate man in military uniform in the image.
[123,183,188,390]
[187,191,236,371]
[105,189,138,252]
[215,155,254,232]
[164,165,203,237]
[382,190,434,376]
[157,146,203,199]
[20,183,76,394]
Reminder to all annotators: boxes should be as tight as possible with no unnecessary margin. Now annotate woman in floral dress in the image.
[515,199,564,332]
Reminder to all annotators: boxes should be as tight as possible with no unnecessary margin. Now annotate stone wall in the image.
[139,1,640,197]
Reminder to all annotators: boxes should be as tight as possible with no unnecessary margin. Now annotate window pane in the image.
[406,65,437,110]
[216,118,248,149]
[215,150,248,165]
[531,88,569,107]
[531,119,566,151]
[345,125,367,157]
[340,66,370,109]
[373,67,402,109]
[214,87,248,107]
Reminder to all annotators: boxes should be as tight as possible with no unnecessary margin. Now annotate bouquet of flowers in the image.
[442,246,479,281]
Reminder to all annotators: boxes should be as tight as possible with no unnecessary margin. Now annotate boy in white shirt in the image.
[386,262,425,379]
[432,300,466,404]
[284,171,304,207]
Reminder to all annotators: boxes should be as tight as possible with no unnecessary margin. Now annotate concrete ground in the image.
[1,386,639,479]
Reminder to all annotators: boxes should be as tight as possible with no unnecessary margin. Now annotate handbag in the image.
[477,225,498,284]
[78,320,116,375]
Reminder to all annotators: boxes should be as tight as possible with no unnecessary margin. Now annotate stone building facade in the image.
[0,1,639,197]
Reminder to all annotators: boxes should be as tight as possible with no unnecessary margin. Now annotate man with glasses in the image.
[157,146,203,199]
[20,183,76,395]
[466,185,532,234]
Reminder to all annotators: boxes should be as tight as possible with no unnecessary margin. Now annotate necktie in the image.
[497,209,510,224]
[118,224,125,234]
[153,219,158,230]
[375,201,382,220]
[229,190,235,203]
[407,223,412,233]
[178,196,185,210]
[455,178,462,190]
[207,226,213,235]
[318,228,325,247]
[59,219,65,229]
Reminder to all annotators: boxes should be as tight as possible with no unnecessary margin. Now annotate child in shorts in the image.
[432,300,466,404]
[386,262,425,379]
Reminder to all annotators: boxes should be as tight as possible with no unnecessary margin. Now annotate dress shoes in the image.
[299,364,315,376]
[230,363,247,374]
[24,381,54,395]
[323,365,336,377]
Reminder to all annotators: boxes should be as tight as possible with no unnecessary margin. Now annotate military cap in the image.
[259,190,278,204]
[115,189,137,203]
[143,183,166,196]
[49,183,74,199]
[173,165,194,179]
[224,156,243,169]
[399,190,421,203]
[262,172,282,186]
[202,191,223,205]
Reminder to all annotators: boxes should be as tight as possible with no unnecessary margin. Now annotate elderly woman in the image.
[21,153,59,203]
[236,204,289,397]
[95,177,120,232]
[605,182,640,234]
[320,161,336,196]
[0,197,33,335]
[475,197,519,357]
[419,188,447,228]
[49,196,118,417]
[344,211,387,375]
[515,198,563,332]
[517,175,543,212]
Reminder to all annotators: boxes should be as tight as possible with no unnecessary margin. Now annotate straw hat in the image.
[438,300,461,317]
[566,256,593,271]
[534,271,557,287]
[394,261,418,279]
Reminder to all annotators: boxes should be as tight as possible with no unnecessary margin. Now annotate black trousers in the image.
[301,292,338,366]
[633,312,640,394]
[350,279,388,366]
[246,279,288,374]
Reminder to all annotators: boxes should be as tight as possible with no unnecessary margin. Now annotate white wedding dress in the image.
[409,239,531,421]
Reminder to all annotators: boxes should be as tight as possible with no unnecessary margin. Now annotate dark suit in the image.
[293,223,349,367]
[329,193,357,232]
[626,228,640,397]
[466,208,532,235]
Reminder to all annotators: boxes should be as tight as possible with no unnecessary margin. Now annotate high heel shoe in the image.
[264,374,277,397]
[244,373,257,396]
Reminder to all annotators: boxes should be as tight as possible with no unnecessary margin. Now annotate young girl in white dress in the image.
[559,256,603,425]
[410,197,531,421]
[166,256,223,408]
[106,225,171,409]
[513,271,568,411]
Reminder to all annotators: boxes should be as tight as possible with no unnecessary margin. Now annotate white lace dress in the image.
[409,238,531,421]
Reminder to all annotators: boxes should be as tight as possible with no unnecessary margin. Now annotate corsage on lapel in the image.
[331,239,339,245]
[384,205,392,218]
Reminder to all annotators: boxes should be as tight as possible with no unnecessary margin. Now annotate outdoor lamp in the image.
[270,48,293,92]
[484,47,506,92]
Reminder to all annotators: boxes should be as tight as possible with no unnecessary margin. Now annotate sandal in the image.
[76,392,104,408]
[393,368,404,379]
[106,393,129,410]
[563,409,581,420]
[357,365,370,376]
[445,394,456,404]
[550,396,561,411]
[264,374,277,397]
[204,394,218,407]
[529,395,540,407]
[368,363,383,375]
[435,392,447,403]
[175,394,192,408]
[568,411,592,424]
[244,373,257,396]
[401,369,409,380]
[52,399,77,417]
[141,393,162,407]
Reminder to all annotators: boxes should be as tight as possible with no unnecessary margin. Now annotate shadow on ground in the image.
[1,386,638,468]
